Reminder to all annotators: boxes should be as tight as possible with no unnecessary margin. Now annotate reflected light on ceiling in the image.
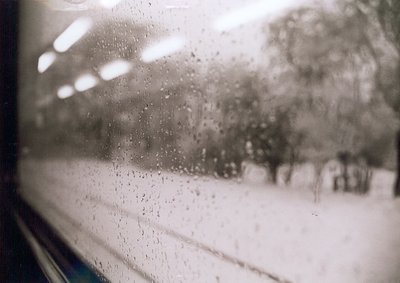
[99,59,132,81]
[38,52,56,73]
[213,0,298,32]
[165,0,190,9]
[165,5,189,9]
[98,0,122,8]
[57,85,75,99]
[74,74,98,92]
[53,17,93,53]
[141,36,186,63]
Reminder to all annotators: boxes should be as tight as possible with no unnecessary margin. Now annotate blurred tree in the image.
[244,108,298,183]
[346,0,400,196]
[212,72,262,178]
[266,3,399,194]
[200,65,303,183]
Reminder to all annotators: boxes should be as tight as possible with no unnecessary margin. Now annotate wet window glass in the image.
[18,0,400,282]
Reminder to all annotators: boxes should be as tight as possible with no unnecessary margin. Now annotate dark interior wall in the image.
[1,0,21,280]
[0,2,45,282]
[0,0,18,190]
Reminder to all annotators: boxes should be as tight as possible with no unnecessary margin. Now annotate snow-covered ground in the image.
[19,158,400,283]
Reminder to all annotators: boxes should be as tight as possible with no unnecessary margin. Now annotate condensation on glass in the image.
[18,0,400,282]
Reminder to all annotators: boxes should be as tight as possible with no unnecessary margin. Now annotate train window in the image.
[18,0,400,282]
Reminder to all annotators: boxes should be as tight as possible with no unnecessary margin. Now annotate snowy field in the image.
[19,158,400,283]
